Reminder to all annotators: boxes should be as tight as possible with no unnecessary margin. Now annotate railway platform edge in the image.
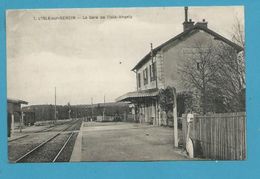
[70,121,84,162]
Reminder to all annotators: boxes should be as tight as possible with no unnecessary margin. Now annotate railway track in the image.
[9,119,78,143]
[14,119,82,163]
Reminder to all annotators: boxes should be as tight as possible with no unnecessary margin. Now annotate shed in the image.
[7,98,28,137]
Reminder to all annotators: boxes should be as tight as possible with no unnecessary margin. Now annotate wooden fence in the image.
[183,112,246,160]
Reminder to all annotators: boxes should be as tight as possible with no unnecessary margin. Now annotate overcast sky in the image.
[6,6,244,105]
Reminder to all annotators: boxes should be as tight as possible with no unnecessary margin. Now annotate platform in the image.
[70,122,188,162]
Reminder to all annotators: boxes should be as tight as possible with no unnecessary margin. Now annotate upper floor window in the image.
[143,68,148,85]
[150,62,156,81]
[196,62,200,70]
[137,73,141,88]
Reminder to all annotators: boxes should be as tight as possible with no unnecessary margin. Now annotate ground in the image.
[73,122,188,161]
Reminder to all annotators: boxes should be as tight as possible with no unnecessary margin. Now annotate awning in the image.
[116,88,159,102]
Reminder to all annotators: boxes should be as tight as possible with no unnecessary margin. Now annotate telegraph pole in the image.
[91,97,93,122]
[103,95,106,121]
[54,87,57,124]
[68,102,71,119]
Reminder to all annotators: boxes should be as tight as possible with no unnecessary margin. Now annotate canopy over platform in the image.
[116,88,159,102]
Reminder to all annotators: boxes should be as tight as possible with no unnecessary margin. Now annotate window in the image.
[143,68,148,85]
[137,73,141,88]
[196,62,200,70]
[150,62,156,81]
[149,64,152,81]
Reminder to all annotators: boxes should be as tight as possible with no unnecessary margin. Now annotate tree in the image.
[231,17,245,48]
[214,42,245,112]
[179,41,220,114]
[158,86,174,125]
[177,91,194,115]
[213,19,245,112]
[179,20,245,113]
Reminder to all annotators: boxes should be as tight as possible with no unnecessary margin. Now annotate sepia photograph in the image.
[6,6,245,163]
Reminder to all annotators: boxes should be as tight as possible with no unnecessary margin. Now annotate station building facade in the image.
[116,7,243,126]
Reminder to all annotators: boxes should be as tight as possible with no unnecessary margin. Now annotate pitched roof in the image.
[132,24,243,71]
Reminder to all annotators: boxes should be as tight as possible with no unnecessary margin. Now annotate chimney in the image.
[185,6,188,22]
[183,7,194,31]
[195,19,208,28]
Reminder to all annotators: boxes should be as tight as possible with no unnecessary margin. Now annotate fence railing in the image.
[183,112,246,160]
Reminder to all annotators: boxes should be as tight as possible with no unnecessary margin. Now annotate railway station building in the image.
[116,7,243,126]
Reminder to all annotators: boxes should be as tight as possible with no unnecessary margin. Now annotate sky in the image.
[6,6,244,105]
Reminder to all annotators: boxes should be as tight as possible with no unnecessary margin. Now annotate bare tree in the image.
[180,20,245,113]
[214,21,245,112]
[231,17,245,48]
[179,41,220,114]
[212,19,245,112]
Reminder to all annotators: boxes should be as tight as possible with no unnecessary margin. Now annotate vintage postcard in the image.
[6,6,245,163]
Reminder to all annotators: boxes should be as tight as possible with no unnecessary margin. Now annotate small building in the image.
[116,7,243,125]
[7,98,28,137]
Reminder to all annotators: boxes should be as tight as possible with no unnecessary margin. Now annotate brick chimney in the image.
[195,19,208,28]
[183,7,194,31]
